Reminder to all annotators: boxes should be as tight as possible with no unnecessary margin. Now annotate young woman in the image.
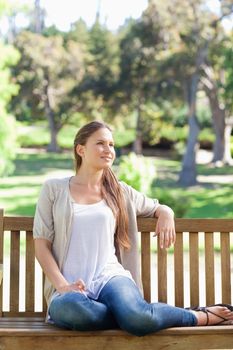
[33,121,233,336]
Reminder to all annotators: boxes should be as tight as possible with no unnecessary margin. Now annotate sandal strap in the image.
[205,308,228,325]
[189,306,228,326]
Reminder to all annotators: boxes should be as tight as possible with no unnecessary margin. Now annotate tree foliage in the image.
[12,30,86,151]
[3,0,233,181]
[0,2,20,176]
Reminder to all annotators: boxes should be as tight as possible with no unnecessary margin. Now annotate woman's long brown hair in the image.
[73,121,130,249]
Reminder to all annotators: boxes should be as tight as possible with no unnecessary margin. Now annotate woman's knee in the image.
[49,292,97,330]
[118,307,161,336]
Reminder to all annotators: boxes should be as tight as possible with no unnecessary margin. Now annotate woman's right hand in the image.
[57,278,86,294]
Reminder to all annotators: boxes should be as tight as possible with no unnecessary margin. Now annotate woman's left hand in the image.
[153,205,176,249]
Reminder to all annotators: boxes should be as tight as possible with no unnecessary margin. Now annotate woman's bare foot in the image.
[191,305,233,326]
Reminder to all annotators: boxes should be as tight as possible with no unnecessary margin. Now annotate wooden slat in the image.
[157,240,167,303]
[220,232,231,304]
[10,231,20,312]
[141,232,151,302]
[42,274,47,314]
[26,231,35,312]
[137,218,233,234]
[205,233,215,305]
[0,209,4,316]
[4,216,34,231]
[174,232,184,307]
[2,311,46,318]
[4,216,233,233]
[189,233,199,307]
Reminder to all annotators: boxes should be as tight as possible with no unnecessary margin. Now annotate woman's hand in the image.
[154,205,176,249]
[57,279,86,294]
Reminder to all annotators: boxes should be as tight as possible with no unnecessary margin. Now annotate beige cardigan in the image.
[33,177,159,307]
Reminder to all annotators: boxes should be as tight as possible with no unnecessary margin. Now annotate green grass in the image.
[0,150,233,219]
[0,152,74,216]
[16,123,136,149]
[151,157,233,218]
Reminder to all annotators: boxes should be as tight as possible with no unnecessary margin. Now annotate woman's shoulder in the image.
[42,176,71,191]
[119,181,136,198]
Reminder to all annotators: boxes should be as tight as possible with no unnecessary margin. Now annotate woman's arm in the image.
[34,238,85,293]
[154,204,176,249]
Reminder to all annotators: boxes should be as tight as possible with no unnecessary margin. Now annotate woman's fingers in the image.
[155,226,176,249]
[74,279,86,291]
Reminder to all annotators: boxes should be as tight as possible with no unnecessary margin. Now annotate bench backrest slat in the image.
[26,231,35,312]
[189,233,199,307]
[205,232,215,305]
[0,209,3,316]
[174,232,184,307]
[141,232,151,302]
[221,232,231,303]
[157,243,167,303]
[10,230,20,312]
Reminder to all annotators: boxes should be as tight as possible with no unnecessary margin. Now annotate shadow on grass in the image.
[12,152,73,177]
[6,203,36,216]
[197,164,233,176]
[3,194,37,215]
[0,183,41,190]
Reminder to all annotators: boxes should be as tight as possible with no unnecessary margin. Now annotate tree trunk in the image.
[201,67,233,166]
[208,90,226,165]
[178,73,200,186]
[224,117,233,165]
[178,114,200,186]
[33,0,45,33]
[45,101,60,152]
[179,42,209,186]
[44,77,60,153]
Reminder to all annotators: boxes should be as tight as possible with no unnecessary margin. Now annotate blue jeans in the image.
[49,276,197,336]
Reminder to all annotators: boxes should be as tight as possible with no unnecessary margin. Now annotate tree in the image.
[117,6,165,154]
[149,0,233,185]
[0,1,20,176]
[201,34,233,166]
[31,0,45,33]
[70,20,120,124]
[12,31,85,151]
[0,0,32,43]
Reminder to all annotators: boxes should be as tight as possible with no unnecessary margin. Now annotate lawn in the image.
[0,151,74,216]
[0,149,233,218]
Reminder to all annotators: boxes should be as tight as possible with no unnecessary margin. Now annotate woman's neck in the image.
[74,168,103,188]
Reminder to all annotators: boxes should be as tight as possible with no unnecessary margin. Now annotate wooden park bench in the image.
[0,208,233,350]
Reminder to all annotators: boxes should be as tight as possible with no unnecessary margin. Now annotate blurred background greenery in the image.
[0,0,233,218]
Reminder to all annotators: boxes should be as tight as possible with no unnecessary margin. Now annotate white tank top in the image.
[62,200,133,299]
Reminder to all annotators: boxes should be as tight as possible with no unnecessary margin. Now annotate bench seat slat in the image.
[0,318,233,335]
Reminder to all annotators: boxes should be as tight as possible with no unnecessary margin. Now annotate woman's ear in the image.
[76,144,84,157]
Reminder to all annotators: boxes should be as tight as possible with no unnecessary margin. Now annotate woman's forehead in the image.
[90,128,114,141]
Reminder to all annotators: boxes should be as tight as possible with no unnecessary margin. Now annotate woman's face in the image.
[77,127,116,170]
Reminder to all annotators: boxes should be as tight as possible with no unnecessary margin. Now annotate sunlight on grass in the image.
[0,152,74,215]
[0,150,233,219]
